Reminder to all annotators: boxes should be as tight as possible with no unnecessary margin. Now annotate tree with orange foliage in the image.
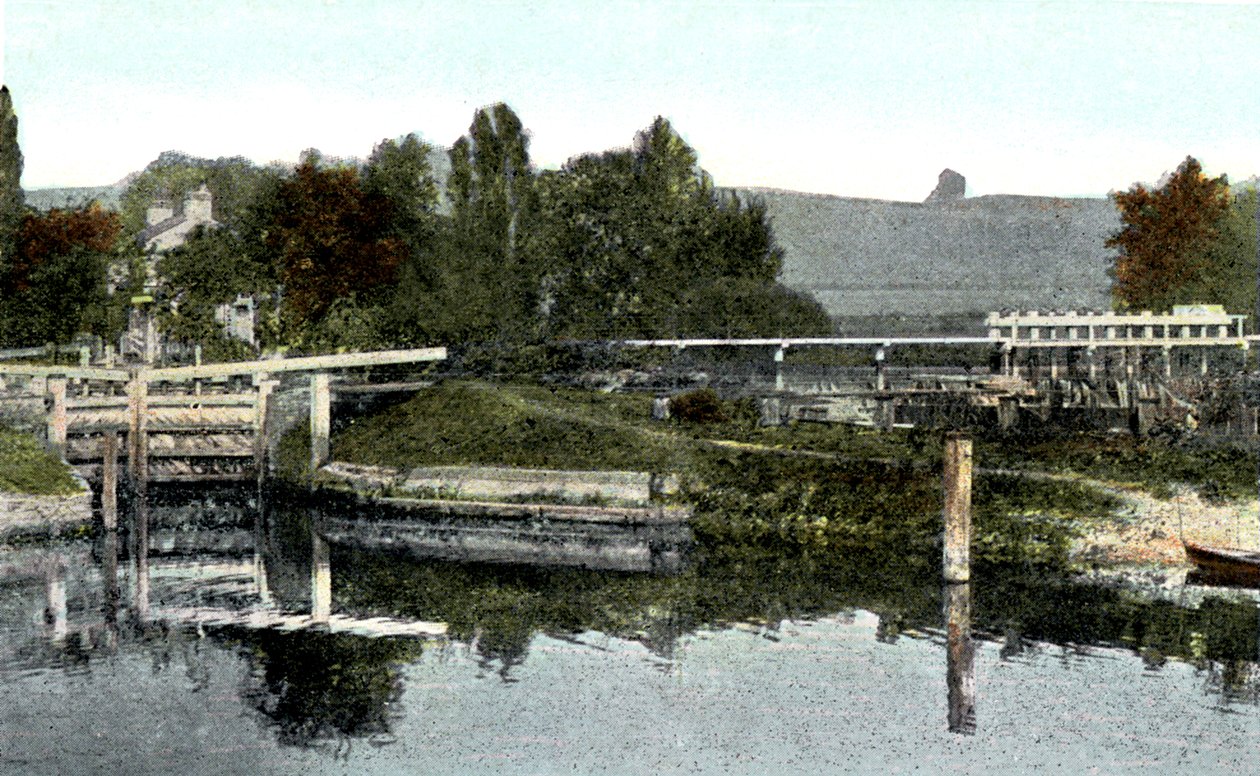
[1107,157,1232,312]
[265,155,407,342]
[0,204,122,346]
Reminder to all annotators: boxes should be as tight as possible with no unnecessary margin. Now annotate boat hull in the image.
[1183,540,1260,587]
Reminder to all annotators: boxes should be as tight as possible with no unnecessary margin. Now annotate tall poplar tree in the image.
[0,86,24,280]
[447,103,537,341]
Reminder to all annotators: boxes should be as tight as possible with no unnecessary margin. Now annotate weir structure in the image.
[0,348,447,526]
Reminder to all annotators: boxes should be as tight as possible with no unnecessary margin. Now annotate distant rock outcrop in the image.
[925,169,967,203]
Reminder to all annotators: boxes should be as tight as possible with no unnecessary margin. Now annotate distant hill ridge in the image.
[735,170,1119,317]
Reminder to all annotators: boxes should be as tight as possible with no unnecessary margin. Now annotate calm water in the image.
[1,486,1258,774]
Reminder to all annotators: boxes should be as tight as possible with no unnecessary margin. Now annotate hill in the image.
[739,171,1119,319]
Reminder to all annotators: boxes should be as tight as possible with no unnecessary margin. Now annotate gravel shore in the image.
[1072,484,1259,568]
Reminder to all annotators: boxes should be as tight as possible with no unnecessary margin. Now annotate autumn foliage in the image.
[6,204,121,292]
[267,159,407,328]
[1107,157,1231,312]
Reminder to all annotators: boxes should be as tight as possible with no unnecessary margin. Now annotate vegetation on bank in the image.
[0,425,80,495]
[287,380,1153,569]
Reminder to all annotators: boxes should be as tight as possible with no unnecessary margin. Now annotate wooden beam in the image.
[144,347,447,381]
[47,378,68,458]
[0,364,129,381]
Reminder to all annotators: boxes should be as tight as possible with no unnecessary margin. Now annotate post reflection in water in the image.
[310,527,332,623]
[945,581,976,735]
[130,494,150,621]
[42,555,67,643]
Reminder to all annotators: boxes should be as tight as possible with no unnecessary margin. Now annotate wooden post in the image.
[942,432,972,584]
[254,374,277,484]
[1163,346,1172,379]
[46,378,68,459]
[875,346,887,391]
[311,529,331,623]
[310,373,331,475]
[101,431,119,530]
[104,344,115,369]
[127,375,148,496]
[945,581,976,735]
[997,396,1018,431]
[773,346,786,392]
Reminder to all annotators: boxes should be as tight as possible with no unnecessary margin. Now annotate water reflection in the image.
[944,582,976,735]
[3,483,1260,766]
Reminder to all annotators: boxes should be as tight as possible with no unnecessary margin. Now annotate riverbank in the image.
[0,487,92,543]
[0,425,91,542]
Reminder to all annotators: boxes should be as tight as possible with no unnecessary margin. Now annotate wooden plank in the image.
[144,347,447,381]
[147,472,256,483]
[0,364,130,381]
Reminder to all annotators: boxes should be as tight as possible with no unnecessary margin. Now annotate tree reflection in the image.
[232,629,423,748]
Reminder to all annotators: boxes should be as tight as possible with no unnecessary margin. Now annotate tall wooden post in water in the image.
[943,432,973,583]
[101,431,119,530]
[942,432,976,733]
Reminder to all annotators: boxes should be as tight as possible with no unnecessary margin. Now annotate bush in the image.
[671,388,727,424]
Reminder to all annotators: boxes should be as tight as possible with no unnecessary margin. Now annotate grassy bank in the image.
[290,380,1140,569]
[0,425,81,495]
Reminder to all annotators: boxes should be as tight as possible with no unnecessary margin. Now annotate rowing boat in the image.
[1182,539,1260,587]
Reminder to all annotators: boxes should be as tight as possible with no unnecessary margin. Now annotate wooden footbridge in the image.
[0,348,446,524]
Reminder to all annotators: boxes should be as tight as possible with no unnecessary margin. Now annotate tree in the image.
[447,103,537,341]
[157,225,275,356]
[0,86,22,272]
[0,204,122,346]
[1108,157,1232,311]
[264,155,407,341]
[526,117,829,340]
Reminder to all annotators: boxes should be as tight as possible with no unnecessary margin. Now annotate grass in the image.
[330,380,697,473]
[0,425,81,495]
[302,379,1133,569]
[977,432,1257,503]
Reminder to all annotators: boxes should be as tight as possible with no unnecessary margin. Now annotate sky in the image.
[2,0,1258,200]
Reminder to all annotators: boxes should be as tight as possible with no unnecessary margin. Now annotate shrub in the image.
[671,388,727,424]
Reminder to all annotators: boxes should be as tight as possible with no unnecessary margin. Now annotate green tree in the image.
[447,103,537,341]
[1108,157,1232,312]
[1186,184,1258,315]
[526,117,828,340]
[0,86,22,274]
[156,225,275,356]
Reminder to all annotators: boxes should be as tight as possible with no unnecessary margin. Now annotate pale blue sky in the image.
[3,0,1258,199]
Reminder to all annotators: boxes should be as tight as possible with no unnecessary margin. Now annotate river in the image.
[1,484,1257,774]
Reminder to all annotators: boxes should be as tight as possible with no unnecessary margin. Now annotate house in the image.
[121,185,258,361]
